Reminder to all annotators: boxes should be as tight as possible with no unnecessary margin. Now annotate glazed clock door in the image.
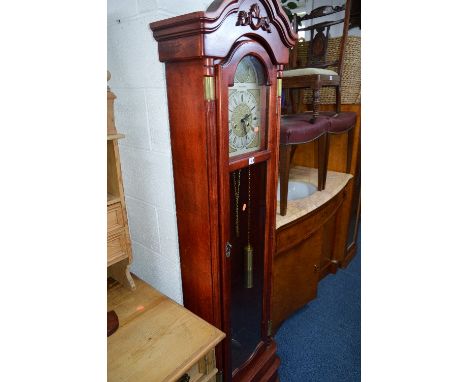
[229,55,268,374]
[218,41,278,380]
[229,161,267,373]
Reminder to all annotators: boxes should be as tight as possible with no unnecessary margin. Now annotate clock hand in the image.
[241,114,252,133]
[240,118,248,135]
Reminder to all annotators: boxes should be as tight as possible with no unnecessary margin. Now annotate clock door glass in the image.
[228,56,266,158]
[229,162,266,373]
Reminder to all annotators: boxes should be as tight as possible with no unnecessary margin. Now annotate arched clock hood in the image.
[151,0,297,65]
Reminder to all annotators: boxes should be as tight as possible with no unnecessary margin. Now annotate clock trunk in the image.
[151,1,296,380]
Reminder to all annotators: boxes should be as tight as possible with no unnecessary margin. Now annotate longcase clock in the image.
[151,1,296,381]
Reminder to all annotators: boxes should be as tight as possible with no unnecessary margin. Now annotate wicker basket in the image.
[301,36,361,105]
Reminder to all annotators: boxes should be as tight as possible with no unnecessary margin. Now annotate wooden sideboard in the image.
[271,104,360,332]
[272,167,354,332]
[108,276,225,382]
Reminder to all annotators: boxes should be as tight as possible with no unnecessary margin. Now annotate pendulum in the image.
[244,166,253,289]
[244,243,253,289]
[232,169,242,238]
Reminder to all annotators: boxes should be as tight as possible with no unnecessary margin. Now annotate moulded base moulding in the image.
[233,342,280,382]
[258,356,280,382]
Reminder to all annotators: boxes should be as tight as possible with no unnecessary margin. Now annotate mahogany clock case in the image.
[151,1,296,381]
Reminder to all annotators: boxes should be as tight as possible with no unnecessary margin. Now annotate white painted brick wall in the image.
[107,0,213,304]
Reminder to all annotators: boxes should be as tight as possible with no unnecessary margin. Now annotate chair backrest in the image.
[291,0,352,77]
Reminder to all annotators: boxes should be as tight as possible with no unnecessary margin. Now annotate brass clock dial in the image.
[228,56,263,157]
[228,90,260,155]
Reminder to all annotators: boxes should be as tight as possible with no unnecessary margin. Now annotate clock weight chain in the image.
[244,166,253,289]
[232,167,254,289]
[232,169,242,238]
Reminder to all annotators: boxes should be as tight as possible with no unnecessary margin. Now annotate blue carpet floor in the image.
[275,228,361,382]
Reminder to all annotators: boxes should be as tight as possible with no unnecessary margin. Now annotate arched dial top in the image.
[228,56,266,157]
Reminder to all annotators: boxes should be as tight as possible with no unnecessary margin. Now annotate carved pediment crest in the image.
[236,3,271,33]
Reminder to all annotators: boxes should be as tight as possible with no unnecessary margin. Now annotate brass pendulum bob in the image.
[244,243,253,289]
[244,166,253,289]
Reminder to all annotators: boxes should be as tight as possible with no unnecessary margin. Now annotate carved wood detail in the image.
[237,3,272,33]
[151,0,296,64]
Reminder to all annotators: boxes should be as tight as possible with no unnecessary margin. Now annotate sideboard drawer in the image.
[276,192,344,255]
[180,348,217,382]
[107,203,124,233]
[107,230,128,266]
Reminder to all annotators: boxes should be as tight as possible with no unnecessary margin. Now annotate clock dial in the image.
[228,56,264,158]
[228,89,260,155]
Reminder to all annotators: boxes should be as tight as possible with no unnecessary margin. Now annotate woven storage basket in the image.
[301,36,361,105]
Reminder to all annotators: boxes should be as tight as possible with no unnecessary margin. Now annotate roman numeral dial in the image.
[228,56,264,158]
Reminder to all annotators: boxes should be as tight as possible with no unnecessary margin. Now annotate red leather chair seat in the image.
[319,111,356,133]
[280,111,356,146]
[280,113,329,145]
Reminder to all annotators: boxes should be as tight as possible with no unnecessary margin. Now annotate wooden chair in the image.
[322,110,356,174]
[279,113,329,216]
[283,0,352,120]
[278,1,357,216]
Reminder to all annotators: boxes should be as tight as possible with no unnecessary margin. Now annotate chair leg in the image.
[335,85,342,114]
[346,125,355,173]
[311,88,321,123]
[279,144,292,216]
[317,134,329,191]
[290,145,298,164]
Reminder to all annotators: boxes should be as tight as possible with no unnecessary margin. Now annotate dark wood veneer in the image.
[151,1,296,381]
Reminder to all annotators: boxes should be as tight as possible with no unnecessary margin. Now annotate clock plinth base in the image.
[233,341,280,382]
